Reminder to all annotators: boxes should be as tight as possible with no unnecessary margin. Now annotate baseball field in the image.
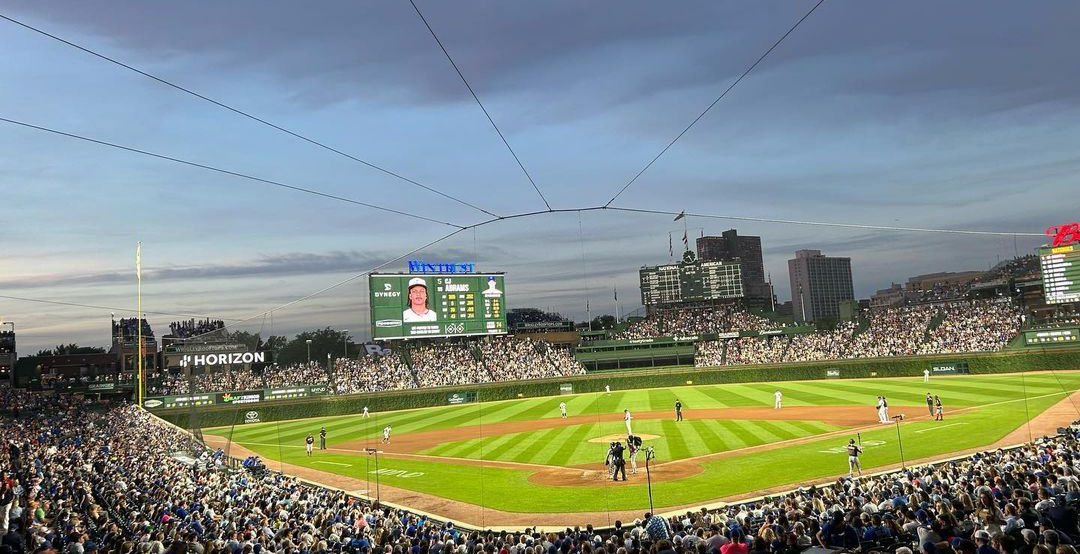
[202,371,1080,527]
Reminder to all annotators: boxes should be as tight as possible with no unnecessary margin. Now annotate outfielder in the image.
[774,390,783,410]
[362,406,370,418]
[624,409,633,435]
[847,439,862,477]
[559,401,567,418]
[923,368,930,383]
[305,433,314,456]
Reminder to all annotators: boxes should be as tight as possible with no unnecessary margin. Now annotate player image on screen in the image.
[403,278,437,322]
[482,276,503,299]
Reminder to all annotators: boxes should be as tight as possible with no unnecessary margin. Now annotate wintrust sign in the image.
[180,352,266,367]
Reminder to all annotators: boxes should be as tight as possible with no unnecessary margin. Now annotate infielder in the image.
[774,390,783,410]
[876,396,887,424]
[934,395,943,421]
[882,395,890,421]
[559,401,567,418]
[362,406,370,418]
[305,433,315,456]
[846,439,863,477]
[624,409,633,435]
[674,399,683,421]
[382,425,392,444]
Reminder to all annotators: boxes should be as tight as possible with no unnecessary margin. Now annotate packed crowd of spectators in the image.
[167,319,226,339]
[478,337,586,382]
[411,343,491,388]
[696,301,1020,367]
[918,302,1023,355]
[331,356,415,395]
[111,318,154,341]
[617,306,785,340]
[4,386,1080,554]
[723,336,789,366]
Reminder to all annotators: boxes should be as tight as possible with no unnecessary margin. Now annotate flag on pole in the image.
[613,286,618,302]
[673,210,685,221]
[668,232,673,257]
[682,230,689,249]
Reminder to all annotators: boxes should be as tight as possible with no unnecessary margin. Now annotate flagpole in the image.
[137,242,143,408]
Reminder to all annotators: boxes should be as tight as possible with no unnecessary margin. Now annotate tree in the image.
[35,344,106,356]
[273,328,351,367]
[589,315,618,330]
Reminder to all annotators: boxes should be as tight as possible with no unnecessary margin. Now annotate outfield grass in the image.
[207,372,1080,513]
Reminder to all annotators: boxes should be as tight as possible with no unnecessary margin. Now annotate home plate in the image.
[313,460,351,467]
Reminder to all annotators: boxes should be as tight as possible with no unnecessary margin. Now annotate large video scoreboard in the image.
[370,273,507,340]
[1041,244,1080,305]
[639,258,743,305]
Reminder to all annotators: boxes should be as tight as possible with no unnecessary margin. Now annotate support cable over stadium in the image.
[0,13,502,219]
[408,0,553,213]
[604,0,829,207]
[0,116,466,230]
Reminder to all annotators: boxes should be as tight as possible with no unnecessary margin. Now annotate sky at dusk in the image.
[2,1,1078,353]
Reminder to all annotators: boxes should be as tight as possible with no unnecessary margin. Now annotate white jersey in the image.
[383,426,391,438]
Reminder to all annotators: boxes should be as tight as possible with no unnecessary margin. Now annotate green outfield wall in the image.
[156,346,1080,429]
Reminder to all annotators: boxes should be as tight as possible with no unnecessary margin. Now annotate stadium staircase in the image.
[851,313,871,337]
[531,339,562,374]
[926,308,947,338]
[399,347,421,386]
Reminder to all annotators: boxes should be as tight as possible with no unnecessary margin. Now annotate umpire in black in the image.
[607,441,627,481]
[319,427,327,450]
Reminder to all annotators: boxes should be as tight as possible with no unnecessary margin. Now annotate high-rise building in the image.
[787,249,854,323]
[696,229,770,306]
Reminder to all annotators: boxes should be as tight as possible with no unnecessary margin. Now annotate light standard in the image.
[365,447,382,505]
[644,446,656,513]
[892,414,906,469]
[342,330,349,358]
[306,339,312,365]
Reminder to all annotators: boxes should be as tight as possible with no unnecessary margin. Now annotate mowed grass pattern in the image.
[215,374,1080,513]
[419,419,839,466]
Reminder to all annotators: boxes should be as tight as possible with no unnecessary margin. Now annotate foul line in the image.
[915,422,968,433]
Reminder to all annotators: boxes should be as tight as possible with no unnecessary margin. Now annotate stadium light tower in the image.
[365,447,382,505]
[306,339,312,364]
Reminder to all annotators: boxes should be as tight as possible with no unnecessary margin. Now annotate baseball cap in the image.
[974,530,991,541]
[408,278,427,289]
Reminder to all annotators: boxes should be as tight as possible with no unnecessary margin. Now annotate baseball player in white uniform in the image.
[876,396,887,423]
[882,396,890,421]
[559,402,567,418]
[923,369,930,383]
[774,390,783,410]
[624,409,633,435]
[362,406,370,418]
[382,425,391,443]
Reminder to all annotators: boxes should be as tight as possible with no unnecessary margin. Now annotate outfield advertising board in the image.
[929,362,970,374]
[370,273,507,340]
[1024,328,1080,345]
[143,384,328,410]
[448,391,477,405]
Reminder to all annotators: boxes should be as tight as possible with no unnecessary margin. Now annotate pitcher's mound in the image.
[587,433,660,444]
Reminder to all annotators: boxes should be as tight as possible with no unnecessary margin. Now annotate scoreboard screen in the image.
[1040,244,1080,305]
[640,259,743,305]
[370,273,507,340]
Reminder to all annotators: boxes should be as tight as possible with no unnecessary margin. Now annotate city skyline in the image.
[1,1,1075,353]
